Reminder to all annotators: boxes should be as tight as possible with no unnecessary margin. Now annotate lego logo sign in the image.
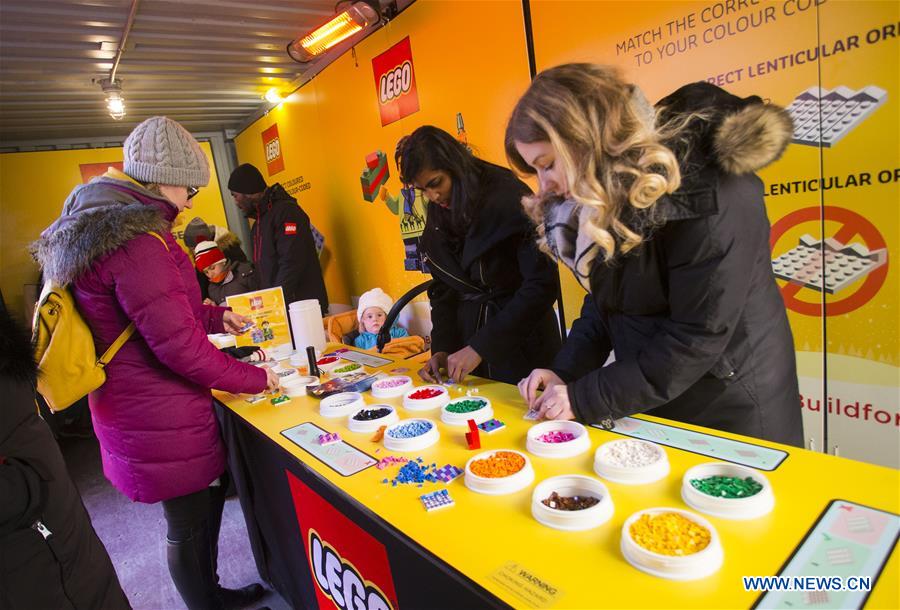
[287,472,399,610]
[379,61,412,104]
[266,139,280,163]
[308,530,393,610]
[372,37,419,126]
[261,123,284,176]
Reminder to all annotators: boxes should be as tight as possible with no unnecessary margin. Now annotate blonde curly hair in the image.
[505,63,683,261]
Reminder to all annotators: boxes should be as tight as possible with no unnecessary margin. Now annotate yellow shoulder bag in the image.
[32,231,168,412]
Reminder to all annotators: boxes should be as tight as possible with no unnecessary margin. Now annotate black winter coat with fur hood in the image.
[554,82,803,447]
[0,305,130,609]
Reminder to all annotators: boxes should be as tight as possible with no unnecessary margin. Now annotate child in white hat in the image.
[353,288,409,350]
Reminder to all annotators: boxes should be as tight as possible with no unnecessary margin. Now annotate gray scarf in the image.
[544,199,600,292]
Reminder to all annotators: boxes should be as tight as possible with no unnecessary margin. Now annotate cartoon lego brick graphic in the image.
[360,150,390,202]
[359,150,402,215]
[787,85,887,147]
[772,234,888,294]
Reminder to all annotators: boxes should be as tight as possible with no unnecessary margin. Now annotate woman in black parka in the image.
[0,299,131,609]
[507,64,803,446]
[396,126,561,385]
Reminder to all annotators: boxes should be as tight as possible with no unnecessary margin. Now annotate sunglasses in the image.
[187,186,200,200]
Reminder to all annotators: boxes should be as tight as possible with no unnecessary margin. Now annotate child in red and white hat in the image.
[194,241,259,306]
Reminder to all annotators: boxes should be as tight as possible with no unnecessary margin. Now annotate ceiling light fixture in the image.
[286,1,380,63]
[99,78,126,120]
[264,88,284,104]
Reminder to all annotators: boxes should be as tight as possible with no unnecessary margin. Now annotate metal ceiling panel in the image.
[0,0,410,143]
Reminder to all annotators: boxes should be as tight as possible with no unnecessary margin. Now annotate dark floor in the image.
[60,434,291,610]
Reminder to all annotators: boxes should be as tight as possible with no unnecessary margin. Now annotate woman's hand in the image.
[203,297,216,306]
[223,310,252,335]
[419,352,449,383]
[533,384,575,421]
[265,368,280,393]
[518,368,565,407]
[447,346,482,383]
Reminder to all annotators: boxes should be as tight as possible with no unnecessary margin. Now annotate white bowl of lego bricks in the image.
[330,361,365,377]
[370,375,413,399]
[314,355,343,373]
[319,392,365,418]
[464,449,535,496]
[282,375,319,398]
[620,507,723,581]
[402,385,450,412]
[594,439,670,485]
[525,421,591,459]
[383,418,440,452]
[531,475,614,531]
[440,397,494,427]
[681,462,774,520]
[347,404,399,433]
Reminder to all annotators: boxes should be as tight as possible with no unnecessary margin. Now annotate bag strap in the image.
[97,231,171,367]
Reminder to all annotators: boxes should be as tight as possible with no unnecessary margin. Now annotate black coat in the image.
[251,184,328,313]
[0,308,130,609]
[420,162,561,384]
[555,83,803,446]
[207,260,260,306]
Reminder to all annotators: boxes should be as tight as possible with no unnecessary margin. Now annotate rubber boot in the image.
[218,583,265,609]
[166,523,223,610]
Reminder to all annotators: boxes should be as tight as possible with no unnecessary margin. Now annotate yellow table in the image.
[215,347,899,609]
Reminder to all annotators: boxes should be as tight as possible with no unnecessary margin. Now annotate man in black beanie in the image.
[228,163,328,313]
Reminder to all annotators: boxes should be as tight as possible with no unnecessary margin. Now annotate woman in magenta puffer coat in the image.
[33,117,276,610]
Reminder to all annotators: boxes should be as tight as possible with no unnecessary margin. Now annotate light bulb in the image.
[107,96,126,120]
[264,88,283,104]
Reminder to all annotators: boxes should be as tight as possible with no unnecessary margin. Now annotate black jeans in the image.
[161,473,228,610]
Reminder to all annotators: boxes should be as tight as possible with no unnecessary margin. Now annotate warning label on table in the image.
[490,561,562,608]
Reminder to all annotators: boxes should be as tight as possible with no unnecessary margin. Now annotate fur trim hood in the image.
[31,177,172,286]
[656,81,793,176]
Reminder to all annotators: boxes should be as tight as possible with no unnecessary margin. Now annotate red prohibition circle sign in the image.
[769,206,889,317]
